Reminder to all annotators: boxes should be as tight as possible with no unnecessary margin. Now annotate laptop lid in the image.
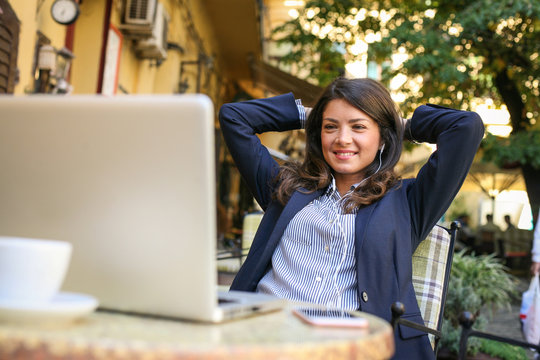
[0,94,223,321]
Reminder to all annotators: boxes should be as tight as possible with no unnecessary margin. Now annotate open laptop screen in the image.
[0,95,221,320]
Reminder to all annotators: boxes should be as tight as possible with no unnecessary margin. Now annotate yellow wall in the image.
[11,0,67,94]
[108,0,224,100]
[35,0,68,44]
[188,0,223,100]
[71,0,106,94]
[9,0,225,104]
[111,0,142,94]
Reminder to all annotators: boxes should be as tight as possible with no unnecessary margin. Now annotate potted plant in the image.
[438,250,528,359]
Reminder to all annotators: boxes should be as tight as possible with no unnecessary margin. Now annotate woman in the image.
[219,78,484,359]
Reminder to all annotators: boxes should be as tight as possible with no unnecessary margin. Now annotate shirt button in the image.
[361,291,369,302]
[324,245,330,252]
[315,276,322,282]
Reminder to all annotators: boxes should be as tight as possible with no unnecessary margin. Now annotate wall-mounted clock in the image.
[51,0,80,25]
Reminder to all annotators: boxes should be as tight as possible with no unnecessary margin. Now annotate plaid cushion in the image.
[412,225,452,348]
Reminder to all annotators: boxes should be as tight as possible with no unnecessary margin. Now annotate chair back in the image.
[241,212,264,254]
[216,212,263,275]
[411,222,458,349]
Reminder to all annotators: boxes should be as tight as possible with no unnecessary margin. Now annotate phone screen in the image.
[293,308,369,328]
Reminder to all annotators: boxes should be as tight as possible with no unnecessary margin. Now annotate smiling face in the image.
[320,99,382,192]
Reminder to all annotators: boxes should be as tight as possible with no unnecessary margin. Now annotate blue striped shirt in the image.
[256,178,360,311]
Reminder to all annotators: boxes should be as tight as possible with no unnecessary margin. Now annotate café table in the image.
[0,303,394,360]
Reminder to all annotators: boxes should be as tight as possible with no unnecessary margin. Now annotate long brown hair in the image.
[274,78,404,212]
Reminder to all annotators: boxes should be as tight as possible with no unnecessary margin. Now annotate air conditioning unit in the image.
[125,0,157,26]
[134,3,169,60]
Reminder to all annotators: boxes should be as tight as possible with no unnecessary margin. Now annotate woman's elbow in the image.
[464,111,485,142]
[218,103,234,126]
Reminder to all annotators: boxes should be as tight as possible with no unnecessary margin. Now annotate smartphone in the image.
[293,308,369,328]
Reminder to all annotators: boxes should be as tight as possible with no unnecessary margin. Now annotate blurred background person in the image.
[531,210,540,275]
[477,214,502,256]
[455,213,475,251]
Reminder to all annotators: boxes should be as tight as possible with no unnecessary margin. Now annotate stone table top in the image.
[0,305,394,360]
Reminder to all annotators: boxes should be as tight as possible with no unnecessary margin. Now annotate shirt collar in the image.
[325,177,338,197]
[350,181,361,191]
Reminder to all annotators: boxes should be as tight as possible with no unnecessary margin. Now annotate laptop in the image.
[0,94,284,322]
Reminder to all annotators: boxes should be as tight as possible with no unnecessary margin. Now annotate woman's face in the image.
[320,99,382,188]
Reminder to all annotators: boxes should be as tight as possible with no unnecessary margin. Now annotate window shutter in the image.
[0,0,20,94]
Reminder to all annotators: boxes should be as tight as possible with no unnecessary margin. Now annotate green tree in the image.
[273,0,540,211]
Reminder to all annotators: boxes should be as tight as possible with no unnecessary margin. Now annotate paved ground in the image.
[484,276,537,359]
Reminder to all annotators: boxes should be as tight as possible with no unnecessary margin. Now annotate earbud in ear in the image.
[380,143,385,153]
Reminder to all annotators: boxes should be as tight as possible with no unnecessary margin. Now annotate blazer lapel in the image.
[354,203,377,257]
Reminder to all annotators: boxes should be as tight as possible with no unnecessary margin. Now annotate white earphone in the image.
[380,143,385,153]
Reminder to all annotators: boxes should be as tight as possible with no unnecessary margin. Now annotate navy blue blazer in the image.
[219,93,484,359]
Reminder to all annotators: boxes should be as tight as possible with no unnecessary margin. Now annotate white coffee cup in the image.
[0,236,72,304]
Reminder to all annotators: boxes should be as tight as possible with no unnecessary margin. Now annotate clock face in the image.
[51,0,80,25]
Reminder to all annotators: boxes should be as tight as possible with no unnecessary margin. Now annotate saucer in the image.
[0,292,98,324]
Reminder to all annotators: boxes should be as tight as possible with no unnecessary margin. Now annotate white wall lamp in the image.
[36,45,56,93]
[35,45,75,94]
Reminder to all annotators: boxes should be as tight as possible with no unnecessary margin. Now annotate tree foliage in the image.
[273,0,539,121]
[272,0,540,208]
[482,130,540,169]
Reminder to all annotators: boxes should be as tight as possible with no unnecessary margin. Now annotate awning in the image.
[467,161,524,195]
[249,59,324,106]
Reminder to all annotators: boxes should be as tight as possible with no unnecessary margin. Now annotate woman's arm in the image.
[406,104,485,246]
[218,93,302,210]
